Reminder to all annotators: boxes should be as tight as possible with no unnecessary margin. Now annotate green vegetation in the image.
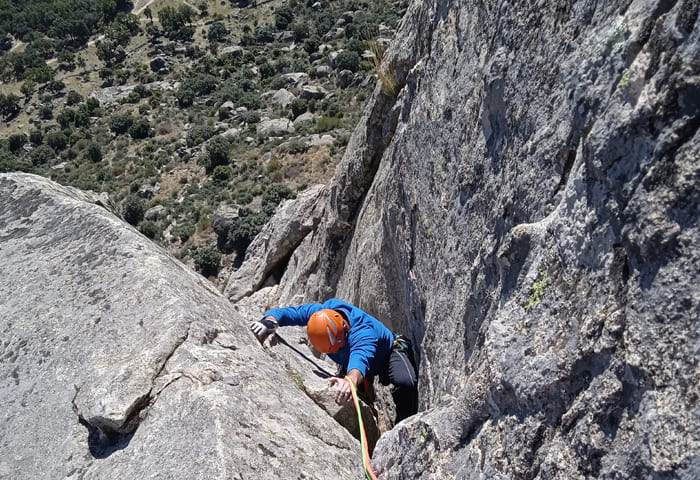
[191,246,222,277]
[0,0,409,287]
[525,269,548,309]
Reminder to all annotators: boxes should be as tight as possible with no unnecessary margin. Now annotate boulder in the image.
[300,85,328,100]
[137,183,159,199]
[144,205,165,222]
[256,118,295,137]
[282,72,309,85]
[337,69,354,89]
[306,134,335,147]
[293,112,315,126]
[270,88,296,108]
[315,65,332,78]
[213,203,241,252]
[220,45,244,57]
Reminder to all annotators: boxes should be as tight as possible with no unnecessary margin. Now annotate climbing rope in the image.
[345,376,379,480]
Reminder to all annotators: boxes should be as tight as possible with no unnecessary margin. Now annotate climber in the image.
[250,298,418,423]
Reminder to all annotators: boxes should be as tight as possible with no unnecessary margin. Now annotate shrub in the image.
[208,22,227,42]
[86,141,102,162]
[205,136,229,172]
[303,36,320,54]
[8,133,26,153]
[85,97,100,115]
[138,221,161,239]
[186,124,215,147]
[30,145,55,165]
[110,113,134,134]
[0,93,20,118]
[212,165,232,182]
[259,62,275,79]
[316,116,340,132]
[240,110,261,124]
[66,90,83,105]
[46,131,69,151]
[290,98,308,118]
[39,105,53,120]
[128,118,152,139]
[122,195,145,225]
[172,223,195,242]
[29,129,43,146]
[192,246,221,277]
[334,50,361,72]
[262,183,296,215]
[238,92,262,110]
[225,208,268,253]
[176,88,195,107]
[275,5,294,30]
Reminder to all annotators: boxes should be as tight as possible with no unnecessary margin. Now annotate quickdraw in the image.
[345,376,380,480]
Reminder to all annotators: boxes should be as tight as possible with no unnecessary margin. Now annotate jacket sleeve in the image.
[263,303,324,327]
[346,327,378,378]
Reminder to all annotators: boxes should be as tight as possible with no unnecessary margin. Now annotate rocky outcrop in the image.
[0,173,363,479]
[230,0,699,478]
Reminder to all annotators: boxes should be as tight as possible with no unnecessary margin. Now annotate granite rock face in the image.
[231,0,699,478]
[0,173,363,479]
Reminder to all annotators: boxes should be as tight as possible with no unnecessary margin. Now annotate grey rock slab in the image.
[0,173,363,479]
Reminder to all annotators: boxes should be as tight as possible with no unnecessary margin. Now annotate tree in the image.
[8,134,26,153]
[334,50,361,72]
[30,145,56,165]
[66,90,83,106]
[212,165,232,182]
[46,131,68,151]
[208,22,227,43]
[275,5,294,30]
[20,80,36,98]
[109,113,133,134]
[122,195,145,225]
[225,208,268,254]
[192,247,221,277]
[128,118,152,139]
[0,93,20,118]
[205,136,229,172]
[86,141,102,162]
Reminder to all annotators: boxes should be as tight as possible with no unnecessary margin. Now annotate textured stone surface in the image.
[231,0,699,478]
[0,173,362,479]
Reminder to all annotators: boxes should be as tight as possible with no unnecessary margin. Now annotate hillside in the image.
[0,0,407,285]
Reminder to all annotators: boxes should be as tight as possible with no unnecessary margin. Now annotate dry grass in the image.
[366,40,399,97]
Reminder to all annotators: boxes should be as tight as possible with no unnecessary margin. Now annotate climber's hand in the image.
[329,377,353,405]
[249,316,278,338]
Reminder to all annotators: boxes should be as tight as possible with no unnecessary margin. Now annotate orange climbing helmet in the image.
[307,309,346,353]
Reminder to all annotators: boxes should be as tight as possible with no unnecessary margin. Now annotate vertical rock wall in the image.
[233,0,699,478]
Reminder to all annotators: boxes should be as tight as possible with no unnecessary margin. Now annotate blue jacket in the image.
[264,299,394,378]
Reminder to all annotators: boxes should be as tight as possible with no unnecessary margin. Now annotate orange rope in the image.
[345,376,379,480]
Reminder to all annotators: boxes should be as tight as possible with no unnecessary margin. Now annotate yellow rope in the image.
[345,376,379,480]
